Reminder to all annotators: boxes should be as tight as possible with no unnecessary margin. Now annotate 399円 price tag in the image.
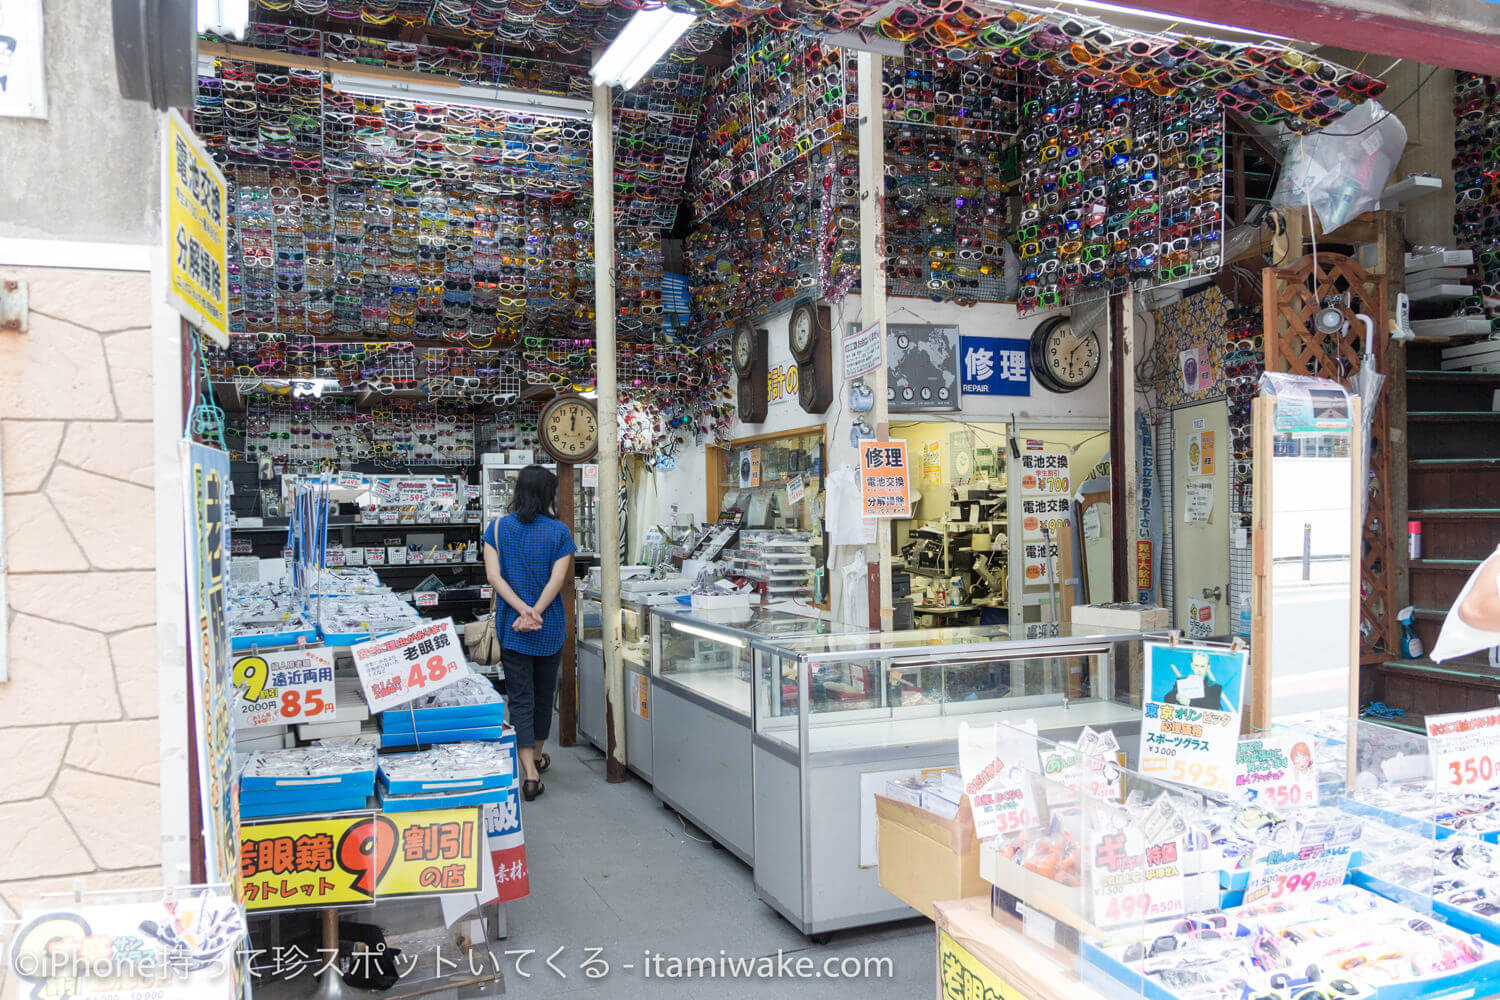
[1243,847,1351,906]
[351,618,466,713]
[1427,707,1500,791]
[232,647,337,728]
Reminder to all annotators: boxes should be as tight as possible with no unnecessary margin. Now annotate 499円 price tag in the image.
[351,618,466,714]
[1089,827,1187,928]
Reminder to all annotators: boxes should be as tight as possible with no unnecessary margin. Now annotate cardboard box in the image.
[875,793,988,921]
[1069,602,1168,630]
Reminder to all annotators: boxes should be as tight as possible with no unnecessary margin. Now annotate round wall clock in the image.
[733,320,757,376]
[789,301,817,363]
[538,394,599,464]
[1029,316,1101,393]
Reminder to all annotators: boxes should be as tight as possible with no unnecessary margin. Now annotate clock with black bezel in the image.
[1028,316,1101,393]
[788,300,833,414]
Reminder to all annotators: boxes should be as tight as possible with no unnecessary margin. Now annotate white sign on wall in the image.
[0,0,46,119]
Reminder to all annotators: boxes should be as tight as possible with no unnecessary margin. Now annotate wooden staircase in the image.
[1366,344,1500,725]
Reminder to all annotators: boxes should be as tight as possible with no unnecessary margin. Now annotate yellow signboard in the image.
[938,931,1026,1000]
[239,807,483,911]
[163,109,229,345]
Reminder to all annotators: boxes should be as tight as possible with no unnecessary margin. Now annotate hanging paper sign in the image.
[1427,706,1500,790]
[239,808,482,911]
[1019,448,1070,585]
[844,322,882,381]
[336,472,365,490]
[1140,642,1245,795]
[1184,478,1214,523]
[371,479,397,503]
[922,440,943,485]
[231,647,337,729]
[483,790,531,903]
[1243,847,1351,906]
[786,475,805,505]
[465,484,482,500]
[1186,598,1216,639]
[350,618,466,713]
[859,440,912,518]
[8,888,247,999]
[1236,735,1320,809]
[581,464,599,488]
[959,721,1041,838]
[163,110,229,345]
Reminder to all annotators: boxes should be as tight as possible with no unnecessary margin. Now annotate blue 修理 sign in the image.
[959,335,1030,396]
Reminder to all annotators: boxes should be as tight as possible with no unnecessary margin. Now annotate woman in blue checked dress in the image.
[482,465,576,802]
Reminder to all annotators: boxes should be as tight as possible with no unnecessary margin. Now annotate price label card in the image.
[1428,707,1500,789]
[1090,827,1187,928]
[232,647,337,728]
[351,618,467,713]
[480,585,494,599]
[337,472,365,490]
[581,464,599,488]
[786,475,805,505]
[1236,735,1319,809]
[1243,847,1351,906]
[959,721,1041,838]
[415,591,439,608]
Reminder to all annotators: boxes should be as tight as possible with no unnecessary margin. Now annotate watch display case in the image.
[648,604,871,864]
[479,455,555,527]
[576,591,652,779]
[748,623,1154,935]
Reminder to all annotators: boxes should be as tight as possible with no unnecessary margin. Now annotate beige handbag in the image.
[465,598,503,666]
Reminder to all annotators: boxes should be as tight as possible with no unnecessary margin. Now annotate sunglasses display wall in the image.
[1016,81,1224,315]
[1453,71,1500,323]
[241,396,485,467]
[674,0,1386,135]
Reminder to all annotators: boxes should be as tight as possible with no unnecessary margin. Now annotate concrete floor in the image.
[499,742,934,999]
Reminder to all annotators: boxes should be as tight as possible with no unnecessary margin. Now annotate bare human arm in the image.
[526,553,574,620]
[483,534,542,631]
[1458,551,1500,631]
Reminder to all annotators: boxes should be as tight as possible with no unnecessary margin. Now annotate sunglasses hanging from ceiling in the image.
[1452,71,1500,334]
[1015,80,1224,316]
[674,0,1385,135]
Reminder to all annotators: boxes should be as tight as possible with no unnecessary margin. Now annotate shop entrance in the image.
[1172,400,1230,635]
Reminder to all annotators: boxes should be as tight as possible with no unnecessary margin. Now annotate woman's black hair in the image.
[508,464,558,524]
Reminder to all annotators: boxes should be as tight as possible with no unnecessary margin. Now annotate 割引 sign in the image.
[163,110,228,344]
[231,647,337,729]
[351,618,466,713]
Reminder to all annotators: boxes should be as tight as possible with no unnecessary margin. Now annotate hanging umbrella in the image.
[1351,313,1383,523]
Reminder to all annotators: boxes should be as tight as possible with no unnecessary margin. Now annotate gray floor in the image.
[501,742,934,999]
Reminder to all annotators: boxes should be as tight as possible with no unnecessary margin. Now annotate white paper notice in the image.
[351,618,467,713]
[1427,706,1500,790]
[1184,478,1214,523]
[787,475,805,505]
[844,322,882,381]
[958,721,1041,839]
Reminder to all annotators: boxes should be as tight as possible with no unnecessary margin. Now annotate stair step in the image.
[1409,508,1500,519]
[1409,411,1500,421]
[1377,656,1500,686]
[1411,558,1483,570]
[1408,370,1500,382]
[1411,457,1500,467]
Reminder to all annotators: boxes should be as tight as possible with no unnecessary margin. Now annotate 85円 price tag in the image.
[232,647,337,728]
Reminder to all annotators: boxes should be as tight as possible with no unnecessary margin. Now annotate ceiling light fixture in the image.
[591,8,697,91]
[198,0,251,39]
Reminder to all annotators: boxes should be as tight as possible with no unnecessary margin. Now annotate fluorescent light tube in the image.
[670,621,746,648]
[329,73,593,120]
[591,8,697,91]
[198,0,251,38]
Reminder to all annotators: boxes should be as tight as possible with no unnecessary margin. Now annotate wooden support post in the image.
[557,463,578,747]
[1372,211,1410,619]
[1108,292,1135,602]
[592,78,627,783]
[857,51,892,631]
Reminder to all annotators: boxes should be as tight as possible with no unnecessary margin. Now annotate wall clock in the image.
[538,394,599,464]
[788,301,833,414]
[1028,316,1101,393]
[733,320,768,423]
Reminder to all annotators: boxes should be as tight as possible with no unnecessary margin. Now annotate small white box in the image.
[365,547,386,565]
[508,449,535,465]
[1070,602,1169,630]
[345,547,365,566]
[388,546,409,565]
[690,592,752,611]
[921,787,962,820]
[886,776,925,808]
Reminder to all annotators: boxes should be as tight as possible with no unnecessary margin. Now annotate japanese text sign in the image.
[231,647,337,729]
[959,335,1030,396]
[1427,706,1500,790]
[1139,642,1245,795]
[350,618,466,713]
[483,786,531,903]
[939,931,1026,1000]
[859,440,911,519]
[1243,847,1351,906]
[163,110,228,345]
[844,322,882,381]
[959,721,1041,838]
[239,808,482,911]
[1236,735,1320,809]
[1089,825,1188,928]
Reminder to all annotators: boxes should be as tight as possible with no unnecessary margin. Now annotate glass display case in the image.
[576,590,651,780]
[715,430,825,538]
[748,623,1154,935]
[648,603,871,864]
[479,454,554,526]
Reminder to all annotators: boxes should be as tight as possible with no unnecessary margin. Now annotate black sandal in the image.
[522,779,544,801]
[536,753,551,774]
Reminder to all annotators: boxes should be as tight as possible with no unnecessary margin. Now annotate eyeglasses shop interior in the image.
[193,0,1500,996]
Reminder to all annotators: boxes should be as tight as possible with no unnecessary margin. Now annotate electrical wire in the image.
[1307,64,1440,138]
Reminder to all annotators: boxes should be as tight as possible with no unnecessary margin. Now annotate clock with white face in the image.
[734,321,756,376]
[539,395,599,464]
[1029,316,1101,393]
[789,302,816,362]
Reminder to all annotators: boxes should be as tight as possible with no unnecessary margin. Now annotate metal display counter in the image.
[576,591,653,780]
[748,623,1153,937]
[648,603,869,865]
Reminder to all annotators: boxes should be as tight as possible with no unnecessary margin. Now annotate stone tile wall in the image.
[0,266,163,993]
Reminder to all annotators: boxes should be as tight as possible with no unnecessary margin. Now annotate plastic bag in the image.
[1270,101,1407,231]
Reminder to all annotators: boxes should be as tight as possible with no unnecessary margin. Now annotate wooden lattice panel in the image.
[1262,253,1396,660]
